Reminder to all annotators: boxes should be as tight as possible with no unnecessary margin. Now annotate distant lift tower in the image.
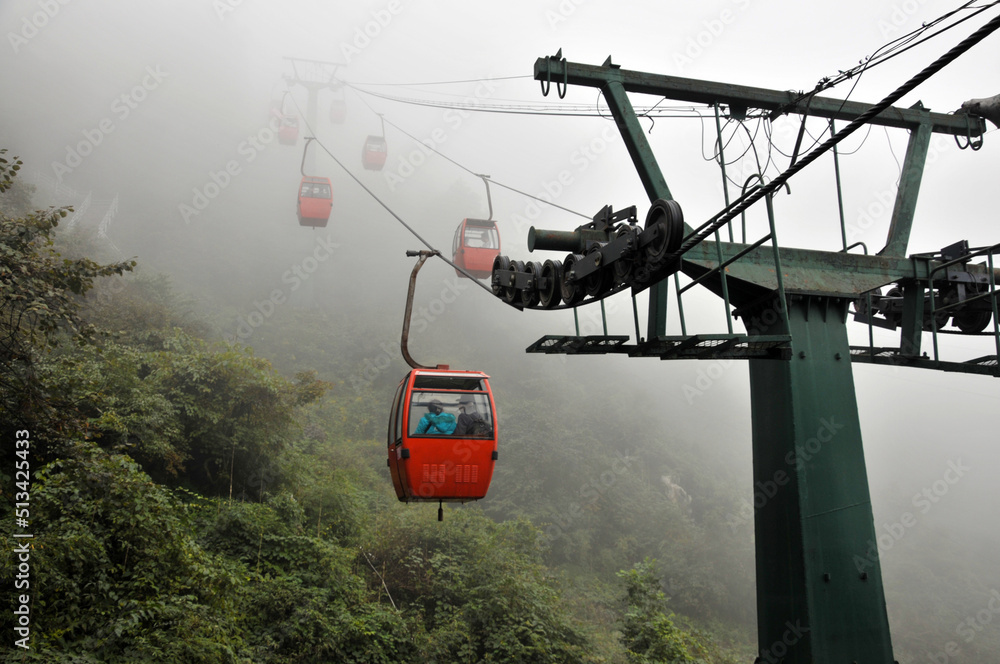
[283,57,345,172]
[492,17,1000,664]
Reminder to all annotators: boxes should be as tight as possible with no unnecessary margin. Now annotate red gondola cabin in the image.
[297,176,333,228]
[452,218,500,279]
[387,368,498,503]
[276,113,299,146]
[330,98,346,124]
[362,135,387,171]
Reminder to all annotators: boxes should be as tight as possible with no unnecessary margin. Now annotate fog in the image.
[4,0,1000,658]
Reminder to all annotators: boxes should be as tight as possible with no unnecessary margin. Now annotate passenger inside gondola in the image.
[455,397,491,436]
[414,399,457,435]
[464,226,497,249]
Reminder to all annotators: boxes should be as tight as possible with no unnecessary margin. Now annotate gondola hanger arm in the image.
[476,174,493,222]
[401,250,449,370]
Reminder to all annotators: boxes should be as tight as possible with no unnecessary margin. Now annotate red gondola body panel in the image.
[330,99,346,124]
[387,369,498,503]
[362,135,387,171]
[276,112,299,146]
[297,176,333,228]
[452,218,500,279]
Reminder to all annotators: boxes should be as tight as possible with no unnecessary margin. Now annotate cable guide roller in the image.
[491,199,683,309]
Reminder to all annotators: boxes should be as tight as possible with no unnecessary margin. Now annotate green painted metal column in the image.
[598,78,674,340]
[747,295,894,663]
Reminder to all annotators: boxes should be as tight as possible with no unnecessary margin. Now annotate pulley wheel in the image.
[560,253,585,306]
[924,309,951,332]
[643,198,684,264]
[612,224,638,283]
[503,261,524,304]
[520,261,543,308]
[584,248,613,297]
[954,309,991,334]
[491,255,510,297]
[539,259,563,309]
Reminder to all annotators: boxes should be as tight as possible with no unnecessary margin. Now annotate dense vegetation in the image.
[1,154,750,663]
[3,152,998,663]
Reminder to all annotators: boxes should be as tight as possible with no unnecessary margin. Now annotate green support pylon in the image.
[747,296,892,662]
[529,45,996,662]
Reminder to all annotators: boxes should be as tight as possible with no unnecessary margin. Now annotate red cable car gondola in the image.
[330,100,346,124]
[362,135,387,171]
[329,85,347,124]
[362,116,387,171]
[273,91,298,145]
[452,218,500,279]
[387,368,498,504]
[277,114,299,145]
[388,250,499,519]
[297,137,332,228]
[297,176,332,228]
[452,176,500,279]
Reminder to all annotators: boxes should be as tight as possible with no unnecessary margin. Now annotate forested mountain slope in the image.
[3,152,998,663]
[1,154,749,663]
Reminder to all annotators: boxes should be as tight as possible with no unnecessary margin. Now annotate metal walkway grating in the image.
[849,347,999,377]
[527,334,792,360]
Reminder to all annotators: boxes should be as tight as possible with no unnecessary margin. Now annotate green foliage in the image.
[617,559,708,664]
[368,509,597,663]
[0,151,760,662]
[81,271,209,347]
[482,379,754,626]
[34,330,329,496]
[0,162,134,455]
[0,150,34,217]
[1,444,245,663]
[192,496,412,663]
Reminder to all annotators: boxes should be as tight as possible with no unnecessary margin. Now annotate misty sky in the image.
[3,0,1000,631]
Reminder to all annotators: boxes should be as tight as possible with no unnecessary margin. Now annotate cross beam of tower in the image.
[282,57,345,171]
[509,24,1000,663]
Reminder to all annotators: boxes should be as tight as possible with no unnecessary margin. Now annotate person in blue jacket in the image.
[415,399,457,435]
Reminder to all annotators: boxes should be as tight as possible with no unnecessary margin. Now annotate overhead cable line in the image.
[350,83,712,119]
[344,74,531,87]
[284,95,495,294]
[350,93,595,221]
[777,1,995,115]
[677,9,1000,256]
[381,114,592,220]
